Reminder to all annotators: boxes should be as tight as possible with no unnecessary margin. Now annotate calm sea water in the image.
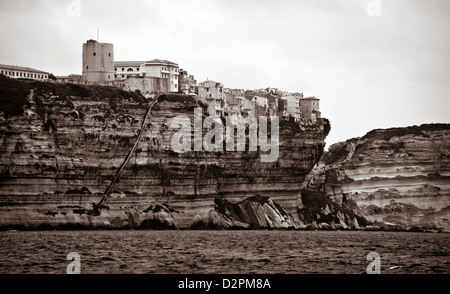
[0,230,449,274]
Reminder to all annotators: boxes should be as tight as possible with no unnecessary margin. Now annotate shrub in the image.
[0,75,31,117]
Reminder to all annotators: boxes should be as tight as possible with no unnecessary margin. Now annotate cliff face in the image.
[0,76,329,229]
[305,124,450,232]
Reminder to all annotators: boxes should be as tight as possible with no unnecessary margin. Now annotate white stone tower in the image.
[82,39,114,84]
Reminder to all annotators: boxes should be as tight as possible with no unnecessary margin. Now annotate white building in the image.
[198,79,225,116]
[252,96,268,109]
[281,92,303,121]
[0,64,49,81]
[114,61,144,80]
[114,59,179,92]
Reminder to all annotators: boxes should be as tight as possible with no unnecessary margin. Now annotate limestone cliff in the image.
[305,124,450,232]
[0,76,330,229]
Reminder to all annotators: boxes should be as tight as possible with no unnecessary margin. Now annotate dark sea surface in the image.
[0,230,449,274]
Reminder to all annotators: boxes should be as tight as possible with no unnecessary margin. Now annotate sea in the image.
[0,230,449,274]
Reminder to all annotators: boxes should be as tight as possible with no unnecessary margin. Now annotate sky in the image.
[0,0,449,148]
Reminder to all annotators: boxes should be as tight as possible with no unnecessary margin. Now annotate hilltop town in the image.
[1,39,323,126]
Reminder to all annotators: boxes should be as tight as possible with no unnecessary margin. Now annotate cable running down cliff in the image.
[98,99,157,205]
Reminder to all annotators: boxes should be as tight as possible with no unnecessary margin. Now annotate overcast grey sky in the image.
[0,0,449,148]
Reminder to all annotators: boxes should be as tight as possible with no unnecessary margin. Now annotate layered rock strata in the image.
[305,124,450,232]
[0,77,330,229]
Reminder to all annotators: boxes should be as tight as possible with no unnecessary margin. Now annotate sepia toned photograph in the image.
[0,0,448,286]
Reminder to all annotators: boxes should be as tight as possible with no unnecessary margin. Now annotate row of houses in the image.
[197,81,321,122]
[78,39,321,121]
[1,39,321,123]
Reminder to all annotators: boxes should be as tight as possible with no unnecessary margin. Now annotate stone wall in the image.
[122,76,169,96]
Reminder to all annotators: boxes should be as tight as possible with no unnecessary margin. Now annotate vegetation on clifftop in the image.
[0,75,31,116]
[157,93,197,105]
[321,143,349,165]
[0,74,145,117]
[322,123,450,166]
[362,124,450,141]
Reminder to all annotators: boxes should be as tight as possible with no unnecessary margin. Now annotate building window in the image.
[93,52,96,56]
[136,68,139,71]
[127,68,133,72]
[115,68,117,71]
[87,66,89,70]
[122,68,124,71]
[109,53,111,57]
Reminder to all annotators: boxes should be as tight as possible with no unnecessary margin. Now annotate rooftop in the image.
[199,80,222,87]
[0,64,49,74]
[114,59,179,67]
[84,39,113,45]
[144,59,178,66]
[114,61,145,67]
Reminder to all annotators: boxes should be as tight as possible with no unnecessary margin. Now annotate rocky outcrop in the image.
[297,189,368,230]
[0,76,329,229]
[191,195,298,229]
[305,124,450,232]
